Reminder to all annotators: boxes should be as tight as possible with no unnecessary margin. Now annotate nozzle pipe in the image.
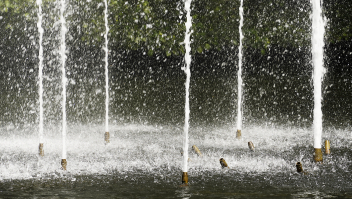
[104,132,110,144]
[325,140,331,155]
[313,148,323,162]
[236,129,241,139]
[296,162,303,173]
[219,158,228,168]
[192,145,202,157]
[39,143,44,157]
[61,159,67,170]
[182,172,188,184]
[248,141,255,152]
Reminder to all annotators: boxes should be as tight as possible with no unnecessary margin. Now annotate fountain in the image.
[181,0,193,185]
[103,0,110,144]
[0,0,351,198]
[36,0,44,156]
[311,0,325,163]
[59,0,68,170]
[236,0,244,139]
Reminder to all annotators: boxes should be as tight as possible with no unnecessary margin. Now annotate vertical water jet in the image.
[60,0,68,168]
[181,0,192,185]
[36,0,44,156]
[236,0,244,139]
[103,0,110,144]
[311,0,325,163]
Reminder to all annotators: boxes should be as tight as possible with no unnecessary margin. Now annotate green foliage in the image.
[0,0,351,55]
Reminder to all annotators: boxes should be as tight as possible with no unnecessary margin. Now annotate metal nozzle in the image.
[182,172,188,184]
[236,129,241,139]
[104,132,110,144]
[219,158,228,168]
[296,162,303,173]
[39,143,44,157]
[192,145,202,157]
[325,140,331,155]
[313,148,323,163]
[61,159,67,170]
[248,141,255,152]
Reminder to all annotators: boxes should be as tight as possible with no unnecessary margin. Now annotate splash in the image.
[104,0,109,133]
[36,0,44,143]
[237,0,244,132]
[60,0,67,159]
[182,0,192,173]
[311,0,325,149]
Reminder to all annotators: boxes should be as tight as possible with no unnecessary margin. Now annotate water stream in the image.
[311,0,326,149]
[36,0,44,144]
[182,0,193,174]
[237,0,244,134]
[59,0,68,160]
[104,0,109,133]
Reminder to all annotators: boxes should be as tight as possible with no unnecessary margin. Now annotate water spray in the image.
[311,0,325,163]
[236,0,244,139]
[181,0,193,185]
[325,140,331,154]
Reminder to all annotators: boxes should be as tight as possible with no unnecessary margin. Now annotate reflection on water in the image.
[0,124,352,198]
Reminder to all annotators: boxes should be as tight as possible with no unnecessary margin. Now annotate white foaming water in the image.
[237,0,244,131]
[311,0,325,149]
[182,0,193,173]
[60,0,67,159]
[36,0,44,143]
[0,123,350,180]
[103,0,109,133]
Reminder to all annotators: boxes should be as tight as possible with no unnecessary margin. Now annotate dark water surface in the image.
[1,170,352,198]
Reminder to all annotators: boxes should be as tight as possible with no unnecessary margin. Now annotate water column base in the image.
[182,172,188,184]
[313,148,323,162]
[325,140,331,154]
[39,143,44,157]
[104,132,110,144]
[61,159,67,170]
[236,129,241,139]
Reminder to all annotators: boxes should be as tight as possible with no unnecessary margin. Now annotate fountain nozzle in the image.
[313,148,323,162]
[61,159,67,170]
[182,172,188,185]
[219,158,228,168]
[192,145,202,157]
[325,140,331,155]
[104,132,110,144]
[236,129,241,139]
[296,162,303,173]
[248,141,255,152]
[39,143,44,157]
